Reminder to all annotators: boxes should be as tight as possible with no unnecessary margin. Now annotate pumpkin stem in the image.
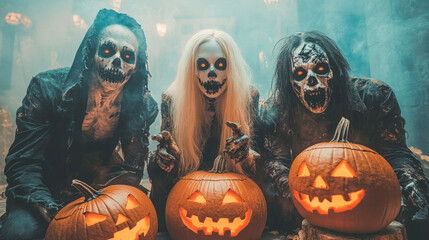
[210,153,228,173]
[331,117,350,143]
[71,179,102,201]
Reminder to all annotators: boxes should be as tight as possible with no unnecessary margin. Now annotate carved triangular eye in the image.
[126,194,140,210]
[116,213,129,225]
[222,189,243,204]
[331,160,357,178]
[84,212,107,226]
[297,162,310,177]
[188,191,206,203]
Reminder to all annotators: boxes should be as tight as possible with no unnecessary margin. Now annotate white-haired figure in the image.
[148,29,260,230]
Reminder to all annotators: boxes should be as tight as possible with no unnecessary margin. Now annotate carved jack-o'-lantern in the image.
[166,155,267,240]
[289,118,401,233]
[45,180,158,240]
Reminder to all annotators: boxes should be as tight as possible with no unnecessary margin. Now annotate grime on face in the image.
[291,42,333,113]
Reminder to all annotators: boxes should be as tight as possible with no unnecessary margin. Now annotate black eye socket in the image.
[121,51,135,64]
[314,63,329,75]
[293,68,307,81]
[98,43,115,58]
[197,58,210,71]
[215,58,227,70]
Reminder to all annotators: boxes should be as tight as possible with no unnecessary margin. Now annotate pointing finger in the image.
[151,133,163,143]
[226,121,243,138]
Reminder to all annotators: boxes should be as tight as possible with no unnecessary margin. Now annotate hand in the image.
[224,121,250,164]
[397,181,429,223]
[152,131,181,173]
[32,201,62,223]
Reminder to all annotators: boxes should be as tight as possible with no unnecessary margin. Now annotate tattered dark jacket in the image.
[4,9,158,207]
[256,77,429,225]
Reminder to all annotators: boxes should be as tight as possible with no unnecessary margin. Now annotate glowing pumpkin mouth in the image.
[107,215,150,240]
[179,207,252,237]
[292,189,365,214]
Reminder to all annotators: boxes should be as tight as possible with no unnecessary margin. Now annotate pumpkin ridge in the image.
[180,179,248,182]
[305,146,315,177]
[104,192,131,229]
[347,143,358,191]
[81,204,89,240]
[304,146,377,154]
[53,206,80,221]
[181,171,249,181]
[94,194,115,236]
[73,200,84,239]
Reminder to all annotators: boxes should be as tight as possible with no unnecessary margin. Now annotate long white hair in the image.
[165,29,252,177]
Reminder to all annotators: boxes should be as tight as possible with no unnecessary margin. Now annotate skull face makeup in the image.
[291,42,333,113]
[196,39,227,98]
[94,24,138,90]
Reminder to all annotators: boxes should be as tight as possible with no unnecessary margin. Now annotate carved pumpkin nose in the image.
[313,175,328,189]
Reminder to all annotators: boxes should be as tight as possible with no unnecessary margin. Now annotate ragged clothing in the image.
[256,77,429,234]
[4,9,158,209]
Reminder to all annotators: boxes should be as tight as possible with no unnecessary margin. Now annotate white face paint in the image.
[196,39,227,98]
[94,24,138,90]
[291,42,333,113]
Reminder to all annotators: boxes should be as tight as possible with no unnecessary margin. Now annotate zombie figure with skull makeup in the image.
[291,42,333,113]
[0,9,158,240]
[147,29,260,231]
[255,31,429,238]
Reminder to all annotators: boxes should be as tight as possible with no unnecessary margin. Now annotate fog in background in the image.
[0,0,428,153]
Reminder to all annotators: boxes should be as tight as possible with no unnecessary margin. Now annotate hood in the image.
[63,8,150,100]
[59,9,153,146]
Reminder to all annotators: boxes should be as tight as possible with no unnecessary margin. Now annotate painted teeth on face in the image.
[198,78,227,95]
[196,39,228,98]
[99,67,126,83]
[291,42,333,113]
[303,88,326,109]
[94,24,138,89]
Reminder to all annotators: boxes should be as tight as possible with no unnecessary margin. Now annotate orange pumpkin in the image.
[289,117,401,233]
[165,155,267,240]
[45,180,158,240]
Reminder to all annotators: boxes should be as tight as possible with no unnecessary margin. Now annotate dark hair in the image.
[271,31,351,126]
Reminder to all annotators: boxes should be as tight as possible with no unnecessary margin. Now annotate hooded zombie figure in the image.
[147,29,260,231]
[255,31,429,239]
[0,9,158,240]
